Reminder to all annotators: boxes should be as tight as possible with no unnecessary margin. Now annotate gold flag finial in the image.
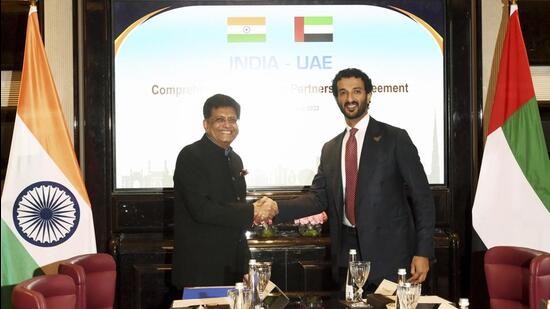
[510,0,517,5]
[30,0,37,6]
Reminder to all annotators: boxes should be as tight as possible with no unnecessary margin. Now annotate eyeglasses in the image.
[211,116,238,125]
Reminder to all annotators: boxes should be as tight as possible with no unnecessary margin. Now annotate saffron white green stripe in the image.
[227,25,266,35]
[227,17,266,43]
[227,34,266,43]
[2,7,96,309]
[1,117,96,267]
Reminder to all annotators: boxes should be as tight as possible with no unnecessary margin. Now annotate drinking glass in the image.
[349,260,371,307]
[227,286,252,309]
[396,282,421,309]
[256,262,272,308]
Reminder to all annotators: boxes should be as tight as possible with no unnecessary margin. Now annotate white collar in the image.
[347,114,370,132]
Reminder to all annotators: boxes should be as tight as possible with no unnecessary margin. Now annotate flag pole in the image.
[30,0,37,6]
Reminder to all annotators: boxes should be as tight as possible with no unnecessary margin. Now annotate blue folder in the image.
[182,286,233,299]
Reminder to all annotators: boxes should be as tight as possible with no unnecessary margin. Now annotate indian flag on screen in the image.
[295,16,333,42]
[227,17,266,42]
[1,6,96,308]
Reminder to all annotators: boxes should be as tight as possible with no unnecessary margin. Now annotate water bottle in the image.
[228,282,252,309]
[235,282,245,309]
[248,259,260,308]
[345,249,357,302]
[395,268,407,309]
[458,298,470,309]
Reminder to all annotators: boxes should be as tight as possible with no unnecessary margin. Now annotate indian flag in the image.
[294,16,333,42]
[1,5,96,308]
[472,4,550,252]
[227,17,266,43]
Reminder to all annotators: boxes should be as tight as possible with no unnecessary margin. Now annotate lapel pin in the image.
[373,136,382,142]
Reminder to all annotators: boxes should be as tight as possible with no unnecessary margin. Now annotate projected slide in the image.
[114,3,444,189]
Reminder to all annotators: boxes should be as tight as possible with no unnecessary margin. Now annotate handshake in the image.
[252,197,278,225]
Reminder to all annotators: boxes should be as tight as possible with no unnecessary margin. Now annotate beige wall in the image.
[45,1,75,144]
[482,0,507,113]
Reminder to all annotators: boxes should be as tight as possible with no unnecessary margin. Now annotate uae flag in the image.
[472,4,550,252]
[1,5,96,307]
[295,16,333,42]
[227,17,266,43]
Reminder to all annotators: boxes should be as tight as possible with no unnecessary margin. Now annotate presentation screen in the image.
[113,1,445,190]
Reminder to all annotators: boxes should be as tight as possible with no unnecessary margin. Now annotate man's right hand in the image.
[253,197,278,224]
[409,256,430,283]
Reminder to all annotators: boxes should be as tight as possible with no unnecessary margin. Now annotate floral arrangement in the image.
[294,212,328,225]
[295,212,327,237]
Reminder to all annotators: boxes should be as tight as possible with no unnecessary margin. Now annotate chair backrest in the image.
[529,253,550,309]
[58,253,117,309]
[485,246,545,309]
[12,274,76,309]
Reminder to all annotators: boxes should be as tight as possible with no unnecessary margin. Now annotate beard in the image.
[338,99,369,120]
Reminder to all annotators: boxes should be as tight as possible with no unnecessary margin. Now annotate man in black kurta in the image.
[172,94,276,288]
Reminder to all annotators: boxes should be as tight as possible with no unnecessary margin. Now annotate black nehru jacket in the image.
[172,134,254,288]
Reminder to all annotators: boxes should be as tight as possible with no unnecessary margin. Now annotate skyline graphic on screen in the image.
[114,3,444,189]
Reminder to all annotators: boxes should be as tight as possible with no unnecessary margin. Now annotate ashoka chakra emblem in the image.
[13,181,80,247]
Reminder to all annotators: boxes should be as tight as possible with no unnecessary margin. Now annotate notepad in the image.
[182,286,233,299]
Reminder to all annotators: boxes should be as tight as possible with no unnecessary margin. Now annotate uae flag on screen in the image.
[295,16,333,42]
[472,4,550,252]
[1,5,96,307]
[227,17,266,43]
